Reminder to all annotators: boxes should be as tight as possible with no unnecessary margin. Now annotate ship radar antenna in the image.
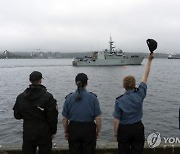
[109,36,115,52]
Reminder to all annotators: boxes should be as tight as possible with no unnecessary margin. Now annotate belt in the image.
[70,121,95,125]
[119,120,142,126]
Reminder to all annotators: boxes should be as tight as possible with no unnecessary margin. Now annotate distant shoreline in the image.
[0,51,168,59]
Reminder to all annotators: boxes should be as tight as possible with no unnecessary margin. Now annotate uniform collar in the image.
[75,88,87,92]
[124,89,135,94]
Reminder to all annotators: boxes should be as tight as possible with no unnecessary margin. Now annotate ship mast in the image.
[109,36,115,52]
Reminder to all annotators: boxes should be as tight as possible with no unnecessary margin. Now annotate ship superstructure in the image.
[72,37,144,66]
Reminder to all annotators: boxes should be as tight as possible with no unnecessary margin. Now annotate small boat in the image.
[168,53,180,59]
[72,37,144,66]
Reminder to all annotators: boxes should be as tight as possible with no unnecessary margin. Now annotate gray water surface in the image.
[0,58,179,144]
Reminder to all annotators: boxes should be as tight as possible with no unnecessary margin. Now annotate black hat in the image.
[75,73,88,83]
[29,71,43,82]
[146,39,157,53]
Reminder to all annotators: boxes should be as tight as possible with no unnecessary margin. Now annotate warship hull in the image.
[73,57,144,66]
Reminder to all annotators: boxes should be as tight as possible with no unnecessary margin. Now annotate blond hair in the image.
[123,75,136,90]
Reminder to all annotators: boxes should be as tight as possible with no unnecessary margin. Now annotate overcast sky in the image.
[0,0,180,53]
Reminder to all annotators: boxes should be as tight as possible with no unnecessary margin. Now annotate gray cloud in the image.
[0,0,180,53]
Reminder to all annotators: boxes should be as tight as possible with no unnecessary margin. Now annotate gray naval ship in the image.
[72,37,144,66]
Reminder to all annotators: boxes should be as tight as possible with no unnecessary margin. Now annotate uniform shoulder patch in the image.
[116,95,123,100]
[89,92,97,97]
[65,92,73,99]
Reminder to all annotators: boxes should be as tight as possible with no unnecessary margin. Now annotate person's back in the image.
[113,53,154,154]
[115,81,147,125]
[62,73,102,154]
[63,89,100,122]
[13,71,58,154]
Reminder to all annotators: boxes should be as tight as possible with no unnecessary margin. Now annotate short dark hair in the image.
[29,71,43,83]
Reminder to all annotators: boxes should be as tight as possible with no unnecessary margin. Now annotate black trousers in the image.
[22,141,52,154]
[117,121,145,154]
[68,121,96,154]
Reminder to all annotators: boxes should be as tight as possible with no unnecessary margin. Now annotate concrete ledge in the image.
[0,142,180,154]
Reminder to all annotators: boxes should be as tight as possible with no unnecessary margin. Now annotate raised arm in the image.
[142,53,154,83]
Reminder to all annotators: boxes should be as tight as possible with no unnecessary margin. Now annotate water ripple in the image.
[0,58,180,144]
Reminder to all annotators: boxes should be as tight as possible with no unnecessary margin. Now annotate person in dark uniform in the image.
[113,53,154,154]
[13,71,58,154]
[62,73,102,154]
